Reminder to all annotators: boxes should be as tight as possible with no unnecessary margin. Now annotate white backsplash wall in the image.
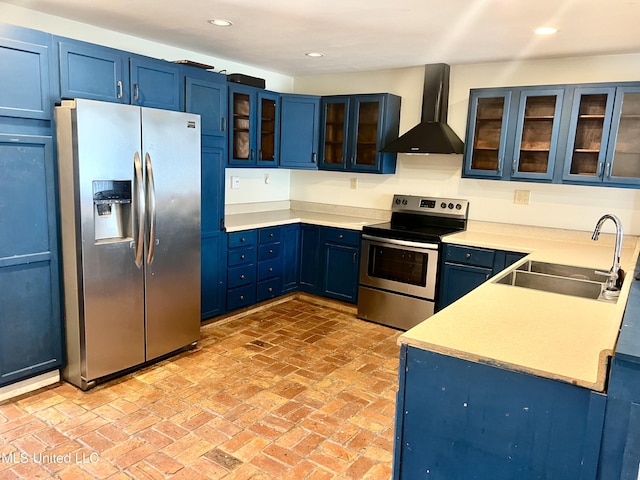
[225,168,291,205]
[292,53,640,236]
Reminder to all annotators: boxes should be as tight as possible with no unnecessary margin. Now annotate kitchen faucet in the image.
[591,214,623,298]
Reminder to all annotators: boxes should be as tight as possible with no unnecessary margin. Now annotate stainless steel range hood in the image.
[381,63,464,155]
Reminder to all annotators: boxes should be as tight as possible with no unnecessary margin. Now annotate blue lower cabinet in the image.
[321,227,360,304]
[257,277,282,302]
[299,224,322,295]
[201,232,226,319]
[282,224,300,293]
[256,226,283,302]
[226,284,256,312]
[394,345,606,480]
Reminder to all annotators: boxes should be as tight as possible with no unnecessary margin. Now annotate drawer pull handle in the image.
[465,253,472,259]
[268,287,273,292]
[240,237,246,242]
[268,267,273,272]
[269,233,274,238]
[240,295,244,301]
[240,254,245,260]
[240,274,246,280]
[339,234,344,239]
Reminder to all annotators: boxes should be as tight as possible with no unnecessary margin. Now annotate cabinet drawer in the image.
[257,277,282,302]
[258,257,282,281]
[227,246,256,267]
[445,245,495,268]
[227,284,255,311]
[323,227,360,246]
[258,242,281,261]
[228,229,257,249]
[259,226,282,244]
[227,263,256,289]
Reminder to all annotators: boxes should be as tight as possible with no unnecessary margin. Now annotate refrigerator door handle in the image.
[145,152,157,264]
[133,152,145,268]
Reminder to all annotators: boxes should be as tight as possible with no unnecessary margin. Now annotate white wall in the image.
[225,168,291,205]
[292,56,640,235]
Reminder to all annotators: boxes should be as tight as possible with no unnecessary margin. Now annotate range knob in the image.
[448,203,454,209]
[440,202,447,209]
[402,199,408,205]
[395,198,402,205]
[456,203,462,210]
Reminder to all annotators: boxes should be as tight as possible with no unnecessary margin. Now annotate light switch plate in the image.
[230,176,240,190]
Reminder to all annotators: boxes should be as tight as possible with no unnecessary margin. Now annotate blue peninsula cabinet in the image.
[393,345,606,479]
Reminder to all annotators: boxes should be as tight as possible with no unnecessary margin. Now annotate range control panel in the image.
[392,194,469,218]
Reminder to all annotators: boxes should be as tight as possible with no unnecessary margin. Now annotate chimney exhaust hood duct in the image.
[381,63,464,155]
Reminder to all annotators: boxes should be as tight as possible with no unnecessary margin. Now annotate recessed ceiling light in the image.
[534,26,558,35]
[208,19,233,27]
[305,52,325,58]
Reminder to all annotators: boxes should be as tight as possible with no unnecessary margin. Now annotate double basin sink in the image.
[494,260,618,303]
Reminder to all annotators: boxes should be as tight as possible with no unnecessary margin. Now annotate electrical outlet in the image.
[350,178,358,190]
[514,190,530,205]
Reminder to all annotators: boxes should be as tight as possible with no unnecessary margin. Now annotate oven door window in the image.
[368,244,429,286]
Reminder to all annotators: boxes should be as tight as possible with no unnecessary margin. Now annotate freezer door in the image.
[141,107,201,359]
[72,99,146,382]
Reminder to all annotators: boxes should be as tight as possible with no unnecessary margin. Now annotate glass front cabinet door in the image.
[511,88,564,181]
[463,90,511,178]
[605,86,640,185]
[320,97,349,170]
[562,87,616,183]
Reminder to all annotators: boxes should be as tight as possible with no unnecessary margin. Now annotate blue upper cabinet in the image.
[604,86,640,186]
[319,93,401,174]
[129,55,181,111]
[57,38,129,103]
[184,67,228,141]
[228,83,280,167]
[562,86,616,184]
[511,87,564,181]
[464,86,564,181]
[0,25,54,122]
[57,37,184,110]
[279,93,321,170]
[463,89,512,178]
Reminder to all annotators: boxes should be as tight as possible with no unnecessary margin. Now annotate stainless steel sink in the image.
[493,260,617,303]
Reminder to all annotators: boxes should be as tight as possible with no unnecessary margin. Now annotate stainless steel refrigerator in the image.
[55,99,201,390]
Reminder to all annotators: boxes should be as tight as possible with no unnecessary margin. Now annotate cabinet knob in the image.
[465,253,472,259]
[240,237,246,242]
[339,234,344,239]
[269,233,274,238]
[268,287,273,292]
[240,295,245,301]
[269,249,274,254]
[268,267,273,272]
[240,254,246,260]
[240,274,246,280]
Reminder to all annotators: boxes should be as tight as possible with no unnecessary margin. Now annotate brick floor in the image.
[0,296,402,479]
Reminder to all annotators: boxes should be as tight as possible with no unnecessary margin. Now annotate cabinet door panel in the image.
[201,232,226,319]
[439,263,491,309]
[229,85,255,165]
[323,243,359,303]
[280,94,320,169]
[320,98,349,170]
[299,224,321,294]
[186,76,227,138]
[201,147,225,234]
[605,87,640,186]
[463,91,511,178]
[130,57,181,111]
[511,89,564,180]
[562,87,616,183]
[257,91,279,166]
[0,135,61,385]
[0,35,51,120]
[58,39,128,103]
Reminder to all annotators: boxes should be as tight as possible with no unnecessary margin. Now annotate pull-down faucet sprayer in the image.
[591,214,623,298]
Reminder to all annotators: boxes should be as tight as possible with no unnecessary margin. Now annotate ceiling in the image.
[4,0,640,76]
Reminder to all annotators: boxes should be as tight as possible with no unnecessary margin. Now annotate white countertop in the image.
[400,227,640,392]
[224,208,385,232]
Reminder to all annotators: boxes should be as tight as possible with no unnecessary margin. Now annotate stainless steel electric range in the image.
[357,194,469,330]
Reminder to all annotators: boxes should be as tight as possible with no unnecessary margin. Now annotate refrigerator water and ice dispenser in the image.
[92,180,132,241]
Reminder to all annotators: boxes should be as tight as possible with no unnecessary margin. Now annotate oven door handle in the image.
[361,234,439,250]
